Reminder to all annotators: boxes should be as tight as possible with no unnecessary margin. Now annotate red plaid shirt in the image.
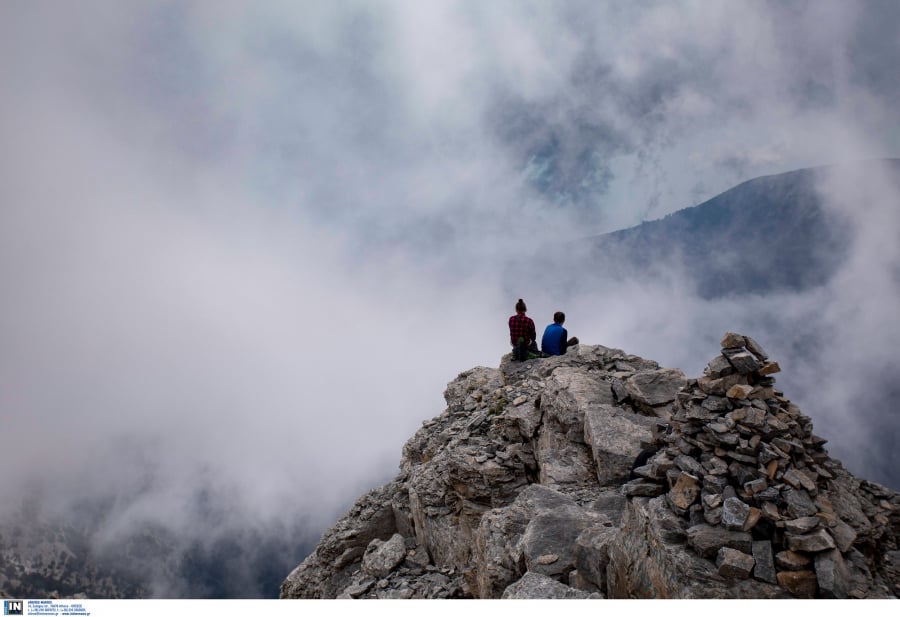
[509,313,536,346]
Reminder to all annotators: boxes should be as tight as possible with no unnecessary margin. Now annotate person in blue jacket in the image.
[541,311,579,356]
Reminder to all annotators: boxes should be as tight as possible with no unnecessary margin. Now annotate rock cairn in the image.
[627,332,897,598]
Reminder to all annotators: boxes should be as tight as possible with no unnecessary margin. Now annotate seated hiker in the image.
[508,298,538,361]
[540,311,579,356]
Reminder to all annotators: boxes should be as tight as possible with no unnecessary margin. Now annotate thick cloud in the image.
[1,0,898,597]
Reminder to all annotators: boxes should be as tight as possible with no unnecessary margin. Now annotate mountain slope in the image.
[281,335,900,599]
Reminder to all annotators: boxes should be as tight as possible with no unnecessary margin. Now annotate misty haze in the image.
[1,0,898,599]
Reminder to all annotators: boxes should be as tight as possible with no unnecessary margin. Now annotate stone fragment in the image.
[722,497,750,531]
[740,407,766,427]
[702,457,729,476]
[760,502,781,521]
[775,550,813,571]
[786,528,836,553]
[584,404,653,486]
[744,478,768,494]
[743,335,769,360]
[783,487,817,518]
[701,395,731,412]
[776,570,818,598]
[749,386,775,400]
[742,507,761,532]
[343,578,376,598]
[669,472,701,512]
[716,547,755,579]
[704,507,723,526]
[758,361,781,376]
[622,479,665,497]
[698,373,746,396]
[751,541,777,584]
[611,378,629,403]
[705,355,733,379]
[783,516,819,535]
[702,493,722,509]
[501,572,595,599]
[512,395,528,406]
[534,554,559,565]
[405,545,431,569]
[574,525,617,594]
[825,519,858,552]
[728,463,758,486]
[724,350,761,375]
[814,549,852,599]
[684,404,715,422]
[726,384,754,400]
[720,332,745,348]
[362,534,408,578]
[624,369,687,408]
[783,469,817,494]
[686,524,752,559]
[674,454,705,477]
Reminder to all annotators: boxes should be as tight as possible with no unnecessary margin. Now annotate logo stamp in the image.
[3,600,23,616]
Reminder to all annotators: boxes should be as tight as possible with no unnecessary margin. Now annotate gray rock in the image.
[698,373,747,396]
[610,378,629,404]
[674,454,706,478]
[501,572,595,599]
[716,547,755,579]
[722,498,750,531]
[775,550,812,571]
[776,570,818,598]
[705,355,733,379]
[815,549,852,599]
[362,533,407,578]
[786,528,836,553]
[625,368,687,410]
[743,335,769,361]
[720,332,746,348]
[472,485,576,599]
[668,472,700,514]
[574,525,617,593]
[783,487,817,518]
[686,524,752,559]
[521,507,607,579]
[584,403,653,486]
[622,478,665,497]
[783,469,817,494]
[751,541,777,584]
[701,395,731,412]
[723,350,761,375]
[826,518,858,552]
[783,516,819,535]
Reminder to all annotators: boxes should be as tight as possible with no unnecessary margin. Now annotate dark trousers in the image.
[513,339,539,361]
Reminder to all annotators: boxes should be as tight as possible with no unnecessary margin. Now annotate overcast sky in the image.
[2,0,899,597]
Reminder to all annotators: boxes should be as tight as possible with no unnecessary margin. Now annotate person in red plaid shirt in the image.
[509,298,538,361]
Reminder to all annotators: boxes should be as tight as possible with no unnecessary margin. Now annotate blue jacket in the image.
[541,323,568,356]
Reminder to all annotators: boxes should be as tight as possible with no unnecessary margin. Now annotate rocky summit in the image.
[280,335,900,599]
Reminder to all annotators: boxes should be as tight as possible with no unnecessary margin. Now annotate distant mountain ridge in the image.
[528,159,900,299]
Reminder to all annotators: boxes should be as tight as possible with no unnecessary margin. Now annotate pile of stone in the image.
[626,332,883,598]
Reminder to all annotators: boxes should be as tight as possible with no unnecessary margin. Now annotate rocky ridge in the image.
[280,335,900,599]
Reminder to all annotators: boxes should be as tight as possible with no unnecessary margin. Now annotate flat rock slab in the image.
[501,572,597,599]
[716,547,755,579]
[751,541,777,584]
[362,533,408,578]
[625,369,687,408]
[687,524,752,559]
[786,528,836,553]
